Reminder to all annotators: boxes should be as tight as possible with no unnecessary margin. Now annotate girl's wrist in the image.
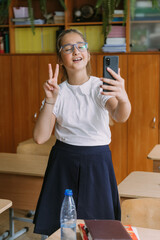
[45,98,56,105]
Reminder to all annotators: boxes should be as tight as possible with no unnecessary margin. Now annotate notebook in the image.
[84,220,132,240]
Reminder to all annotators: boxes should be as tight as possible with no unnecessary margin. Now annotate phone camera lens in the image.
[106,58,110,66]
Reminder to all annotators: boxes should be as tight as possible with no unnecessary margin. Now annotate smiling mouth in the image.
[73,57,82,62]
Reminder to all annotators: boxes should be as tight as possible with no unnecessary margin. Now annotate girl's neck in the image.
[68,71,89,85]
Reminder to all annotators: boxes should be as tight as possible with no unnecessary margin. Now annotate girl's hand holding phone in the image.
[43,63,60,102]
[101,67,129,104]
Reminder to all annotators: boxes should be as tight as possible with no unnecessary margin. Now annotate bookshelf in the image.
[0,0,129,54]
[1,0,160,54]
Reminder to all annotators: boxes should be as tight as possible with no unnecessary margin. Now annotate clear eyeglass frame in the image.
[59,42,88,54]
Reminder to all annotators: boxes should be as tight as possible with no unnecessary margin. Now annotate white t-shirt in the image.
[52,76,113,146]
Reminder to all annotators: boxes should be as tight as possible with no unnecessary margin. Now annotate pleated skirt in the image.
[33,140,121,236]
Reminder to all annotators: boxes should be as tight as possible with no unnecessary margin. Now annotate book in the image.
[3,31,10,53]
[102,44,126,53]
[12,18,45,25]
[106,37,126,45]
[124,225,139,240]
[0,34,4,54]
[107,26,126,38]
[53,15,65,23]
[78,223,89,240]
[84,220,132,240]
[78,223,140,240]
[114,10,124,15]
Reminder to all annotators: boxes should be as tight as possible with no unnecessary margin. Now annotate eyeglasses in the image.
[59,42,88,54]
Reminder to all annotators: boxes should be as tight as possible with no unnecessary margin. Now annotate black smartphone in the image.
[103,55,119,92]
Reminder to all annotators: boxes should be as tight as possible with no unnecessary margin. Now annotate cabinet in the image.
[130,1,160,52]
[0,53,159,184]
[0,56,13,152]
[127,54,159,173]
[11,55,39,150]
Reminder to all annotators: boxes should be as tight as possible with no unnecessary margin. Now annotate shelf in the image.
[68,22,103,26]
[69,21,124,26]
[2,0,129,54]
[0,25,9,28]
[12,23,65,28]
[131,20,160,24]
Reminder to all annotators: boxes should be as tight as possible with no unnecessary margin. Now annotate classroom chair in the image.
[16,134,56,217]
[121,198,160,230]
[17,135,56,156]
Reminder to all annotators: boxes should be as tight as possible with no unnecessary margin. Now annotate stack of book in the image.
[78,220,139,240]
[12,18,45,25]
[134,1,160,21]
[12,6,45,25]
[102,26,126,53]
[113,10,124,22]
[53,11,65,24]
[134,7,160,21]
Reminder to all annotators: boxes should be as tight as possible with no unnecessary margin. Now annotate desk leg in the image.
[7,208,30,240]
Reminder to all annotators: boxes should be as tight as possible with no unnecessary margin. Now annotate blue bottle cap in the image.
[65,189,73,196]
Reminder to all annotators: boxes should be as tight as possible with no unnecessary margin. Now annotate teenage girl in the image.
[33,29,131,237]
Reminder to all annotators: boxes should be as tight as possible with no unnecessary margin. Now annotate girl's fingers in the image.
[48,63,53,80]
[107,68,117,78]
[107,67,121,79]
[54,64,59,81]
[101,78,118,86]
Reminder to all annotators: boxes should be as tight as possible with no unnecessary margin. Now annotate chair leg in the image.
[26,210,35,218]
[41,235,48,240]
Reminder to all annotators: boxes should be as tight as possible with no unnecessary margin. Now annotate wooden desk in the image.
[118,171,160,204]
[0,199,12,214]
[0,153,48,239]
[46,220,160,240]
[0,152,48,210]
[0,199,12,239]
[147,144,160,172]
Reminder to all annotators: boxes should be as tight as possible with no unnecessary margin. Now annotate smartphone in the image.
[103,55,119,92]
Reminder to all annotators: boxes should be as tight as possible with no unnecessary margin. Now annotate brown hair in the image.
[56,29,91,82]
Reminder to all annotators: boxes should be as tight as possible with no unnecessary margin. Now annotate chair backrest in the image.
[16,135,56,156]
[121,198,160,230]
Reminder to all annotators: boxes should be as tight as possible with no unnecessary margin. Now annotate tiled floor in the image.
[0,209,41,239]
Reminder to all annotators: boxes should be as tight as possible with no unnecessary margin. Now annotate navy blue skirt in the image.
[33,140,121,236]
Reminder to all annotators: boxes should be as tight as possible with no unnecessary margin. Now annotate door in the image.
[127,54,159,172]
[0,56,13,152]
[11,55,39,151]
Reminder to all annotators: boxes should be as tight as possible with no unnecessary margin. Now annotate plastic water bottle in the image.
[60,189,77,240]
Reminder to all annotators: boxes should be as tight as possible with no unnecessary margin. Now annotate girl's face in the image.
[60,32,90,75]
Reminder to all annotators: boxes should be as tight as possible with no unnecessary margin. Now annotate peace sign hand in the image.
[43,63,60,101]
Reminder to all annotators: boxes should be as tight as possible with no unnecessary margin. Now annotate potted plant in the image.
[0,0,11,24]
[95,0,160,41]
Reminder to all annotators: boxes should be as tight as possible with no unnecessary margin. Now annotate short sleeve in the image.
[52,99,59,117]
[52,91,61,117]
[94,80,113,109]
